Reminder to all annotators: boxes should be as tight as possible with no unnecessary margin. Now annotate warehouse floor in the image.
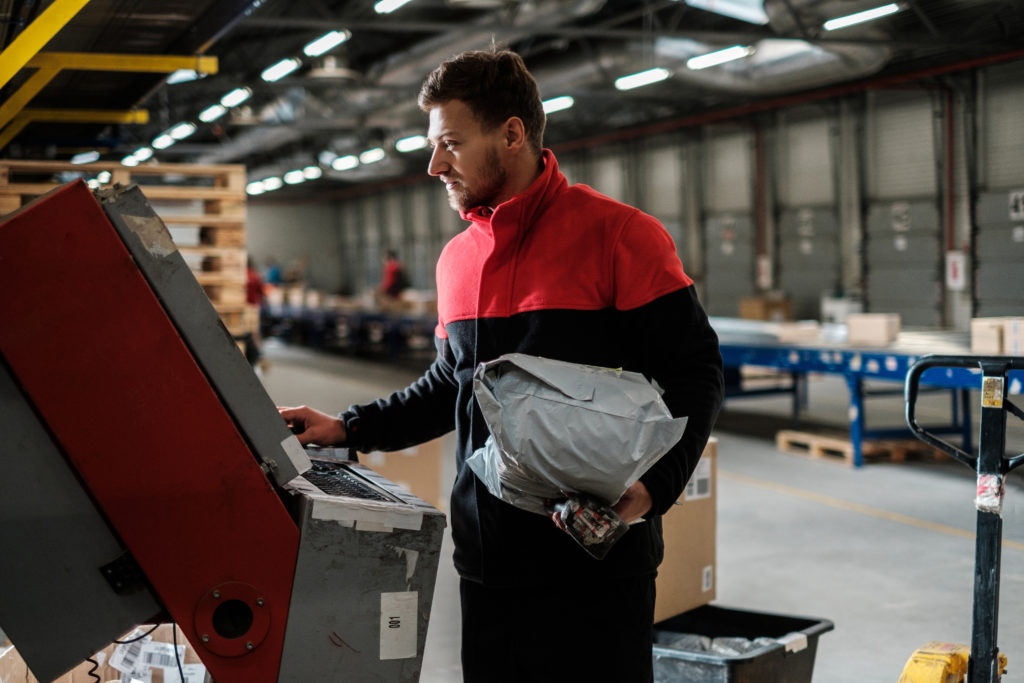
[259,340,1024,683]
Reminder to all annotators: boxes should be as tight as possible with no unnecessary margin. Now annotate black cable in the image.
[113,622,160,644]
[85,656,101,683]
[172,624,187,683]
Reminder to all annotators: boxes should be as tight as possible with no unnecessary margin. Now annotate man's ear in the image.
[503,116,527,151]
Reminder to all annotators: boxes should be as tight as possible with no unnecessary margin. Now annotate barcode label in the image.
[110,638,146,673]
[684,458,712,501]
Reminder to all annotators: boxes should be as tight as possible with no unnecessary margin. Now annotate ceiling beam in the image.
[0,0,91,90]
[1,52,217,142]
[0,109,149,151]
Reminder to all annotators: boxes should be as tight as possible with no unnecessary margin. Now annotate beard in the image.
[447,146,507,213]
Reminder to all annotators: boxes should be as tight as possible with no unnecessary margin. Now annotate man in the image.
[280,48,723,682]
[378,248,409,299]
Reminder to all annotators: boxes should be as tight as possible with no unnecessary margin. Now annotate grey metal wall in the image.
[243,60,1024,328]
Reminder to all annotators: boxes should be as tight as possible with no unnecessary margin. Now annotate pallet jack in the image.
[899,355,1024,683]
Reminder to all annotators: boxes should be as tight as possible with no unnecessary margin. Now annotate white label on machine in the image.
[380,592,418,660]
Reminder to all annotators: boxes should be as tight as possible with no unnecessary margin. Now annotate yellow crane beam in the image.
[27,52,218,75]
[0,109,149,152]
[0,0,92,90]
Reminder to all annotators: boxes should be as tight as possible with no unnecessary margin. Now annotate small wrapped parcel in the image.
[466,353,688,516]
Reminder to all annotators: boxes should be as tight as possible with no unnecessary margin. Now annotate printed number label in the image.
[380,592,417,660]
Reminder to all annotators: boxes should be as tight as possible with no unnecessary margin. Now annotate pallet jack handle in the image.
[905,354,1024,475]
[904,354,1024,683]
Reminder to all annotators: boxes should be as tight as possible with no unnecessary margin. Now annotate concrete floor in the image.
[259,340,1024,682]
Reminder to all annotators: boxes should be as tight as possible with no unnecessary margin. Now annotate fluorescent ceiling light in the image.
[304,30,351,57]
[614,67,671,91]
[246,181,266,195]
[152,134,175,150]
[168,122,196,140]
[86,179,101,189]
[97,171,111,184]
[318,150,338,166]
[199,104,227,123]
[283,170,306,185]
[220,87,252,108]
[261,177,284,192]
[262,58,302,82]
[133,147,153,161]
[395,134,428,153]
[542,96,575,114]
[824,3,900,31]
[303,165,323,180]
[687,45,754,70]
[684,0,768,25]
[374,0,413,13]
[121,155,139,167]
[167,69,204,85]
[332,155,359,171]
[359,147,386,164]
[70,150,100,164]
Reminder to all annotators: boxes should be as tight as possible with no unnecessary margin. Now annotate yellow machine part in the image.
[899,642,1008,683]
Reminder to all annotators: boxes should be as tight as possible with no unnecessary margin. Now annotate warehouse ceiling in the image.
[2,0,1024,197]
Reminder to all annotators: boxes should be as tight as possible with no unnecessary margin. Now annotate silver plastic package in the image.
[466,353,688,515]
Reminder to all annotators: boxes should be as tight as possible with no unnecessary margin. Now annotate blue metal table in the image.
[713,318,1024,467]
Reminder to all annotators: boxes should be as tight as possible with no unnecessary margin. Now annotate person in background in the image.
[280,47,723,683]
[378,248,409,300]
[263,257,283,286]
[245,256,265,307]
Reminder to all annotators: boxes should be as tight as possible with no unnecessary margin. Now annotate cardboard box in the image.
[0,624,204,683]
[846,313,901,346]
[655,437,717,622]
[775,321,821,343]
[971,317,1024,355]
[362,436,446,511]
[739,296,792,322]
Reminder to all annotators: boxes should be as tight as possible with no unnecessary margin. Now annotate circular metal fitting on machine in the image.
[193,581,271,657]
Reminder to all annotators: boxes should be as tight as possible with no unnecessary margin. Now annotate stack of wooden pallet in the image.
[0,160,255,337]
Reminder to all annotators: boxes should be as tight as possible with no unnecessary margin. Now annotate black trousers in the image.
[459,574,656,683]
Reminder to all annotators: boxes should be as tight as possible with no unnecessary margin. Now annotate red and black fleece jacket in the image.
[341,151,724,587]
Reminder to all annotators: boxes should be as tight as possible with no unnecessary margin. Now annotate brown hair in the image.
[418,48,546,152]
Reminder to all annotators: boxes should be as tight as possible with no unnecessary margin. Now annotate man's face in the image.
[426,99,509,213]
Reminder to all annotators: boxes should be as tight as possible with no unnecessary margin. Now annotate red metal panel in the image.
[0,181,299,682]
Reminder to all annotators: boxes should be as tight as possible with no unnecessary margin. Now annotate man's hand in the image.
[278,405,347,446]
[611,480,652,524]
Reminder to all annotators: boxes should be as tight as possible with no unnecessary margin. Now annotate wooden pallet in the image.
[0,160,253,336]
[775,429,944,466]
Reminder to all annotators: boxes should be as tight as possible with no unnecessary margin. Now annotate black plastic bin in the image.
[652,604,834,683]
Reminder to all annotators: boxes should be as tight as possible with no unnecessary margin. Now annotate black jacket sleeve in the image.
[340,336,459,452]
[628,285,724,516]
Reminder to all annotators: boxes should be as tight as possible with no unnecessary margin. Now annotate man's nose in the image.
[427,146,447,176]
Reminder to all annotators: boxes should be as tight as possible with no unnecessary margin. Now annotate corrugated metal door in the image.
[863,92,942,325]
[636,136,686,253]
[975,65,1024,316]
[975,189,1024,316]
[776,115,840,319]
[704,128,754,317]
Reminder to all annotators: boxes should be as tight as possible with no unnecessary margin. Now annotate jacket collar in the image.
[460,149,565,231]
